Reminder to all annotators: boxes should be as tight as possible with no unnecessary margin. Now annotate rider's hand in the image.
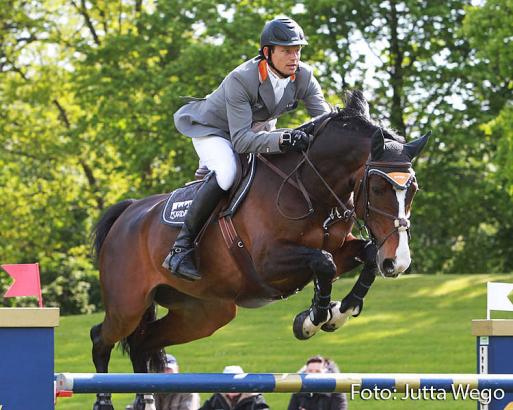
[279,130,310,152]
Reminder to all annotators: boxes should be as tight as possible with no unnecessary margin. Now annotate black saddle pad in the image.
[161,154,257,227]
[161,178,208,227]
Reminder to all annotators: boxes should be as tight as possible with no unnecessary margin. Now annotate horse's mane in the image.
[335,90,405,144]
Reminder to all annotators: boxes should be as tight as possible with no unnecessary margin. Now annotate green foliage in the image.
[1,1,512,314]
[41,245,101,314]
[464,0,513,197]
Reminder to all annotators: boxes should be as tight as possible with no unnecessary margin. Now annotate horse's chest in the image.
[299,222,350,252]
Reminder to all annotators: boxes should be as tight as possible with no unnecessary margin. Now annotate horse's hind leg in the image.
[136,297,237,350]
[90,302,152,410]
[90,323,115,410]
[124,305,165,410]
[124,297,236,410]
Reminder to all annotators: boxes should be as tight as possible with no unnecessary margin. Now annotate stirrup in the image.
[162,247,201,281]
[162,247,186,270]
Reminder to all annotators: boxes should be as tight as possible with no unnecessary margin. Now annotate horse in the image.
[90,90,429,409]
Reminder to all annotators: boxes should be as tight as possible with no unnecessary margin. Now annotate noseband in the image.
[355,160,415,249]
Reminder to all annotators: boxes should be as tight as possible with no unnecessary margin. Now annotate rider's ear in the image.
[403,131,431,160]
[371,128,385,160]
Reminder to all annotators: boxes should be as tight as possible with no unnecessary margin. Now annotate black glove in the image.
[279,130,310,152]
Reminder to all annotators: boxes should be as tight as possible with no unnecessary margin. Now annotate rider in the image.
[163,16,331,281]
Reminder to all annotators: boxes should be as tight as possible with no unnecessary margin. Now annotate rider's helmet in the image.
[260,17,308,51]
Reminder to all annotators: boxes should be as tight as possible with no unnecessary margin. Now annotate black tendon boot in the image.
[162,175,225,280]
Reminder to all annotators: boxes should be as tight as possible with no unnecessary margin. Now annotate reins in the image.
[259,109,363,227]
[259,110,415,249]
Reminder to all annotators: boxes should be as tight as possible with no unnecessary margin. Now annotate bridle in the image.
[354,160,416,249]
[258,110,417,249]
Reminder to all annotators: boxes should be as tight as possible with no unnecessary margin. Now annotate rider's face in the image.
[266,45,301,77]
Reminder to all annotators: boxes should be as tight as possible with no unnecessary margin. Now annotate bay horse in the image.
[90,90,429,409]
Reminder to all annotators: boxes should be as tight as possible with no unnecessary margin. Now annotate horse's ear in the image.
[403,131,431,160]
[371,128,385,160]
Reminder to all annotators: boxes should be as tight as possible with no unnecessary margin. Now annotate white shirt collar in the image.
[267,65,290,87]
[267,63,290,104]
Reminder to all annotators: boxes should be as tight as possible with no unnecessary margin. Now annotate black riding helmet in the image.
[259,17,307,78]
[260,17,308,49]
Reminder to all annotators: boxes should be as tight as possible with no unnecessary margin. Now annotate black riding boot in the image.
[162,175,225,281]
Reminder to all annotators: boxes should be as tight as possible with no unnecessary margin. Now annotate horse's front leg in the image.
[322,239,378,332]
[277,248,337,340]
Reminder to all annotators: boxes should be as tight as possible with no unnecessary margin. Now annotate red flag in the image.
[2,263,43,307]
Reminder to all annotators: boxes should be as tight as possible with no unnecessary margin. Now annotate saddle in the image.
[161,153,256,227]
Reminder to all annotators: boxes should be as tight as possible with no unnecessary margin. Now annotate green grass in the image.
[55,273,512,409]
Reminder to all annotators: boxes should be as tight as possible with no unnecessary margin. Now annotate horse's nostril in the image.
[382,259,395,275]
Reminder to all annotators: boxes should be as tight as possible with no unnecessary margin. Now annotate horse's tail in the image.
[120,303,166,372]
[91,199,135,262]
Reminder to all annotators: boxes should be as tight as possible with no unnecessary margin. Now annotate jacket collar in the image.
[258,59,296,83]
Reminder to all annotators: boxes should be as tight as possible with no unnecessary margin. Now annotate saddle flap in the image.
[161,175,212,227]
[161,153,256,227]
[223,154,257,216]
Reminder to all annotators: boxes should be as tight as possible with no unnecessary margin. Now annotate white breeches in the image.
[192,136,238,191]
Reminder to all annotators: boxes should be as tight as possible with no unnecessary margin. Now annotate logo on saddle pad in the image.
[161,154,257,227]
[170,200,192,219]
[162,182,204,226]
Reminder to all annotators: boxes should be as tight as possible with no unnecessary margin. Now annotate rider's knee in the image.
[212,160,237,191]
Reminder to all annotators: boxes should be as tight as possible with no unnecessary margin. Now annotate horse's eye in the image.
[371,186,385,195]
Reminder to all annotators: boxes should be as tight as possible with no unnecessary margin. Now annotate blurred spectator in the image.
[154,354,200,410]
[199,365,270,410]
[324,357,340,373]
[287,356,347,410]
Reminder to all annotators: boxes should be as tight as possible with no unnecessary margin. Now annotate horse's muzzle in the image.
[378,257,410,278]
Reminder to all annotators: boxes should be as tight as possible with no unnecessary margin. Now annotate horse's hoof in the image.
[293,309,322,340]
[340,296,363,318]
[93,405,114,410]
[321,302,356,332]
[132,393,156,410]
[93,393,114,410]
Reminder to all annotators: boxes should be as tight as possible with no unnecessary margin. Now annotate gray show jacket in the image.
[173,57,330,154]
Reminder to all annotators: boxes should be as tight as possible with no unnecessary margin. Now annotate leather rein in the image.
[258,111,416,249]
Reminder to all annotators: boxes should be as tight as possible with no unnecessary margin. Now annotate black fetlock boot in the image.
[162,175,225,281]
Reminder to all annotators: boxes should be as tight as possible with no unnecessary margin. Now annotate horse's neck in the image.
[302,137,370,208]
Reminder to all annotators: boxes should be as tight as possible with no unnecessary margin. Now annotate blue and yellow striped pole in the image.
[55,372,513,394]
